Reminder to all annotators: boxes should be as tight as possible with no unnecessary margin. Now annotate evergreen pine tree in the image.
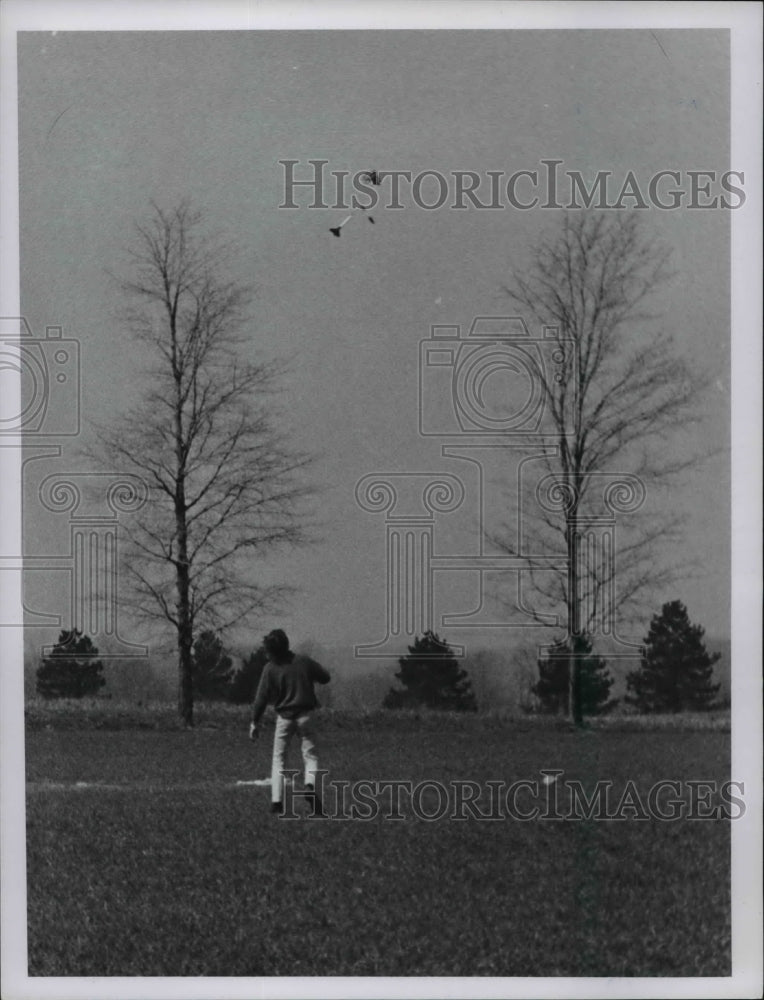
[36,629,105,699]
[228,645,268,704]
[626,600,721,713]
[384,631,477,712]
[191,630,234,700]
[533,634,617,716]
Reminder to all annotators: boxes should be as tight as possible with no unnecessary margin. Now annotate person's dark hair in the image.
[263,629,292,664]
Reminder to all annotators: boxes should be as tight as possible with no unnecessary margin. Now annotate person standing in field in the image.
[249,629,331,815]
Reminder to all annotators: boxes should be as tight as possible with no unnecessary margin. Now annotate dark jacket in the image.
[251,654,330,723]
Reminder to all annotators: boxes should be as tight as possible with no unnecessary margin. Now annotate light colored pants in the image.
[270,713,319,803]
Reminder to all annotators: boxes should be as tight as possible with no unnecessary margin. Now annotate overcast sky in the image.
[15,27,734,656]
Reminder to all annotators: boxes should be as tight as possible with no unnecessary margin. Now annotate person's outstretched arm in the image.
[310,659,331,685]
[249,665,273,738]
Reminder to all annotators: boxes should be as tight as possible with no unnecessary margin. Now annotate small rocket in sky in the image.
[329,215,353,237]
[329,169,379,235]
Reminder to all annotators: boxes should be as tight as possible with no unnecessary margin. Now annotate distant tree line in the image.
[530,599,721,716]
[37,599,721,717]
[384,631,478,712]
[533,634,617,716]
[36,628,267,704]
[380,600,721,717]
[36,630,106,700]
[625,600,720,713]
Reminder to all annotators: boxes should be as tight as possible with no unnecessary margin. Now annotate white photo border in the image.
[1,2,761,999]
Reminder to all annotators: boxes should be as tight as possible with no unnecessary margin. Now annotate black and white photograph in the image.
[1,2,761,998]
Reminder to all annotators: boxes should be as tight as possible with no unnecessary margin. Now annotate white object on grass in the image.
[235,777,295,787]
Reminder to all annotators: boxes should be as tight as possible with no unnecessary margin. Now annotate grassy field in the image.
[25,705,731,977]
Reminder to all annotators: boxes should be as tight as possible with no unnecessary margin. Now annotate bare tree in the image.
[495,211,710,725]
[94,201,313,726]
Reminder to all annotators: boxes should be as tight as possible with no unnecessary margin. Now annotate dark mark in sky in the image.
[45,105,73,142]
[650,31,670,61]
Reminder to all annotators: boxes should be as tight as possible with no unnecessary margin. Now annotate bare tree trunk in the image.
[177,616,194,726]
[175,499,194,725]
[176,562,194,727]
[566,515,584,727]
[571,644,583,727]
[174,324,193,726]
